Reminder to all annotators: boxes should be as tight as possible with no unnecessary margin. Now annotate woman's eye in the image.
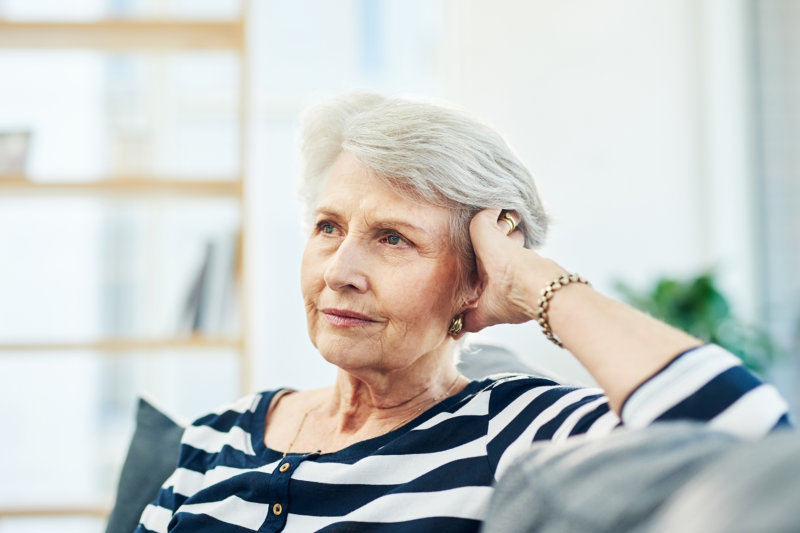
[320,223,335,234]
[383,234,408,246]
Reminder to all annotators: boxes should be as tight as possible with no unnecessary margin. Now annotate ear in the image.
[458,277,483,312]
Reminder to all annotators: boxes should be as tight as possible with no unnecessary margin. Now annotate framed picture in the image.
[0,130,31,175]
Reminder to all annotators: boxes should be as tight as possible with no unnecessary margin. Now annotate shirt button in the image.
[279,462,290,473]
[273,503,283,516]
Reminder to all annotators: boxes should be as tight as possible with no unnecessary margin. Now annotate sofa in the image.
[105,342,800,533]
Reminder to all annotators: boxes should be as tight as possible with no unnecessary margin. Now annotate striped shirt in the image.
[136,345,790,532]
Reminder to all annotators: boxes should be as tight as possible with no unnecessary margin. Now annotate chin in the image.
[319,349,375,375]
[315,335,388,373]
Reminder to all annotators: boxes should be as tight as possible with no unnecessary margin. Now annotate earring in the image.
[448,314,463,336]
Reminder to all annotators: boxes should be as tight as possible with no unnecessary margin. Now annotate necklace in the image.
[282,374,463,458]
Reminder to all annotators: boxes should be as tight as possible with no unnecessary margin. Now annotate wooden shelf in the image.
[0,504,109,519]
[0,336,242,352]
[0,176,241,196]
[0,6,254,522]
[0,20,243,50]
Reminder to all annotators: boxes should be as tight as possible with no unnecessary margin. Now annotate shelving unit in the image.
[0,176,241,196]
[0,505,110,519]
[0,2,252,524]
[0,19,243,49]
[0,336,241,353]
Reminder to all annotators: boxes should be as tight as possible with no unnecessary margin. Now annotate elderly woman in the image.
[136,93,789,533]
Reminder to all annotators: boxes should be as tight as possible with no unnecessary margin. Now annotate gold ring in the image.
[499,210,516,235]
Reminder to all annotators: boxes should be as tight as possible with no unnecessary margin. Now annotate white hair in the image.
[298,92,549,298]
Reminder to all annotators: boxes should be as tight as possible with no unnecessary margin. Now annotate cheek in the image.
[300,246,323,345]
[300,253,325,329]
[386,269,458,325]
[300,244,320,294]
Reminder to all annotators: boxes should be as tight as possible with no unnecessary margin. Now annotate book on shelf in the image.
[0,130,31,176]
[179,231,238,337]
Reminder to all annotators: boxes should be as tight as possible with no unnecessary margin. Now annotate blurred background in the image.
[0,0,798,530]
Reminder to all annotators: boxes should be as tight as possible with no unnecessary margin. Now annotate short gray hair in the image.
[298,92,549,298]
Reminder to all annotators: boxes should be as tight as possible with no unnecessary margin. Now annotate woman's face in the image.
[301,152,464,376]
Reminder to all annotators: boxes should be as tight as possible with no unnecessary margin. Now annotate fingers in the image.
[499,210,516,234]
[470,208,524,248]
[459,208,528,335]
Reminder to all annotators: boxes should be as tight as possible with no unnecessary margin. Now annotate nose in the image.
[323,235,369,293]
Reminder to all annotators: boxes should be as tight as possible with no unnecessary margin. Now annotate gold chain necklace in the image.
[282,374,463,458]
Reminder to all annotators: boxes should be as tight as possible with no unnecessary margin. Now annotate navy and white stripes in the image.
[622,345,789,437]
[136,344,790,533]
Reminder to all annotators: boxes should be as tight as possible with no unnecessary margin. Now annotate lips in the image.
[321,308,377,327]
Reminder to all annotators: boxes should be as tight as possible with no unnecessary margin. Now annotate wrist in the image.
[528,257,570,298]
[513,256,569,321]
[533,269,591,347]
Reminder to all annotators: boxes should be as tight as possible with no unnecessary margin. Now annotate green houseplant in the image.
[615,271,779,375]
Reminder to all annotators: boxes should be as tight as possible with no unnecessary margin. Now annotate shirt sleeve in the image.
[486,343,791,480]
[620,344,791,438]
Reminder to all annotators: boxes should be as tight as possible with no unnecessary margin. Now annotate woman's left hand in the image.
[460,209,566,335]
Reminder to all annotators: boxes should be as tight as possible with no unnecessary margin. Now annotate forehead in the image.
[317,153,451,236]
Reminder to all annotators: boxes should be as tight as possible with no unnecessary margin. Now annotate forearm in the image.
[545,281,701,412]
[466,209,786,430]
[469,209,711,413]
[518,264,790,436]
[518,256,701,413]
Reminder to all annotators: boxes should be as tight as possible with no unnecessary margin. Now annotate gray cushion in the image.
[105,398,184,533]
[457,340,563,382]
[482,423,737,533]
[645,428,800,533]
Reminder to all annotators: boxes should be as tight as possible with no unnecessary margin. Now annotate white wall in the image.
[248,0,758,389]
[438,0,719,381]
[247,0,447,391]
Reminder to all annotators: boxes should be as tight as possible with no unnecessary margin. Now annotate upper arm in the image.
[484,347,791,478]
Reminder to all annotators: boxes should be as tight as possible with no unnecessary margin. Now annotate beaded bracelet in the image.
[535,273,590,347]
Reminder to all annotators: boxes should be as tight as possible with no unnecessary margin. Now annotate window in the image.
[753,0,800,414]
[0,1,446,529]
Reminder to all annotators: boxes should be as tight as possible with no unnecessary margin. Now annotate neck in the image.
[324,350,465,434]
